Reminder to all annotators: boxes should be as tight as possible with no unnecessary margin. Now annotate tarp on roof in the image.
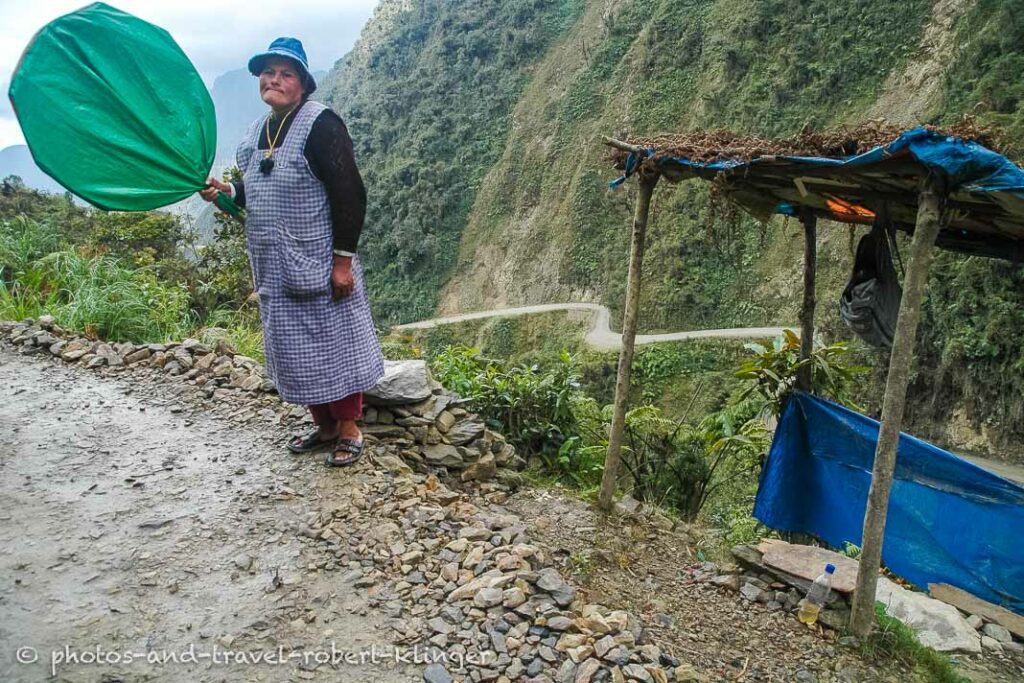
[611,129,1024,261]
[754,392,1024,615]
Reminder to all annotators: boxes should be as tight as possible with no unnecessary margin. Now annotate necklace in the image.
[259,105,297,174]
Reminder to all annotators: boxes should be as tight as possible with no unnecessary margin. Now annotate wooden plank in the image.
[928,583,1024,639]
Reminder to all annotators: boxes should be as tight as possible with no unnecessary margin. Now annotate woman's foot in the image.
[325,437,364,467]
[287,423,340,453]
[324,419,364,467]
[338,418,362,443]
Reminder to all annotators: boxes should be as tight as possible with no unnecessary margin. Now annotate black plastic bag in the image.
[840,213,903,348]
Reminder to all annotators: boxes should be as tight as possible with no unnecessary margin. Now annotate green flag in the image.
[8,2,239,216]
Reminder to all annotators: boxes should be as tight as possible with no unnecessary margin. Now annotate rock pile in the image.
[3,315,704,681]
[288,462,699,682]
[0,317,521,482]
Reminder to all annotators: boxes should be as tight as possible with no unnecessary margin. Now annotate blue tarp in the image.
[754,392,1024,615]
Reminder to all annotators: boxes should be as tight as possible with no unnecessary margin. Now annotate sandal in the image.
[325,438,365,467]
[287,429,336,454]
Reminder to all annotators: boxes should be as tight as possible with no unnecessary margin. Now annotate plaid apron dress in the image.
[237,100,385,405]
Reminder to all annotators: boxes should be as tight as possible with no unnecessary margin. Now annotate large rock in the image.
[875,577,981,653]
[423,444,464,468]
[446,419,485,446]
[982,622,1012,644]
[364,360,433,406]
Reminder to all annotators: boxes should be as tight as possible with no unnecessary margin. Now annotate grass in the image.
[198,306,266,362]
[857,602,970,683]
[1,249,194,343]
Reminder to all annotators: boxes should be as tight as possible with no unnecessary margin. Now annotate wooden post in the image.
[598,172,659,511]
[849,176,947,638]
[797,212,817,392]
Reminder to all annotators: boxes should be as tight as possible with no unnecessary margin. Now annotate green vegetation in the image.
[431,345,582,467]
[441,0,934,333]
[735,330,868,413]
[324,0,586,325]
[910,255,1024,450]
[943,0,1024,147]
[857,603,970,683]
[0,182,262,353]
[0,248,192,342]
[425,327,860,532]
[331,1,1019,458]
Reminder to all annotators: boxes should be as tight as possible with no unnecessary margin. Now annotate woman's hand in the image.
[331,255,354,300]
[199,176,231,203]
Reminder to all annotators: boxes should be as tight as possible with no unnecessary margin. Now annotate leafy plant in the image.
[735,330,868,414]
[430,345,582,466]
[0,215,63,281]
[2,248,192,342]
[840,541,862,560]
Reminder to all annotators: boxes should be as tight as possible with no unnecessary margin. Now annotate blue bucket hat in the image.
[248,37,317,94]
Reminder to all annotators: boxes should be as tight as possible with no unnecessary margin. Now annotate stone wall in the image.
[0,317,523,483]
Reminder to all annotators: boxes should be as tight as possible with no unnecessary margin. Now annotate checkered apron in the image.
[237,101,384,405]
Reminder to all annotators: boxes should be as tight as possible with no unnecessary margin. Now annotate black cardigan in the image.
[232,101,366,254]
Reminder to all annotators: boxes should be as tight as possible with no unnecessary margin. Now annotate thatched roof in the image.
[607,121,1024,262]
[609,119,1004,168]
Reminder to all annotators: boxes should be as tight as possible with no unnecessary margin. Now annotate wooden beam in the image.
[603,136,650,155]
[598,172,660,511]
[928,583,1024,639]
[796,211,817,392]
[849,175,949,638]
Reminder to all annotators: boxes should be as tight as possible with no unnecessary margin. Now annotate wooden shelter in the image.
[598,122,1024,637]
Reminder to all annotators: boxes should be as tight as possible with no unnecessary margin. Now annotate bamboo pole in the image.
[796,212,817,392]
[849,176,948,638]
[598,172,659,511]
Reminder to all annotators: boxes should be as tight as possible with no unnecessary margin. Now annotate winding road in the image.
[397,306,1024,484]
[395,303,796,351]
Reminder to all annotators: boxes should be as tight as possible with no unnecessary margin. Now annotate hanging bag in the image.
[840,211,903,348]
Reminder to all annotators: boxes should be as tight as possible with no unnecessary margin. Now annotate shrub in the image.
[735,329,868,414]
[580,399,770,521]
[1,247,192,343]
[430,345,581,464]
[0,215,63,281]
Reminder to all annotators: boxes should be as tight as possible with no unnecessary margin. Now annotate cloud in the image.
[0,0,379,148]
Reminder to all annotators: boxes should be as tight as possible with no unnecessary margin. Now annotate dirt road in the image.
[2,335,1021,683]
[395,303,794,351]
[0,350,420,682]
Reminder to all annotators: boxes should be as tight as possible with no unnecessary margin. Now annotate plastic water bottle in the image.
[797,563,835,625]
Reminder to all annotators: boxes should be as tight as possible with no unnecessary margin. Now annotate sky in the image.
[0,0,380,149]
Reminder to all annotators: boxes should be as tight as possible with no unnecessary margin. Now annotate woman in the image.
[200,37,384,467]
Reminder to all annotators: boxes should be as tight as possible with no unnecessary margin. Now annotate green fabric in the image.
[8,2,238,215]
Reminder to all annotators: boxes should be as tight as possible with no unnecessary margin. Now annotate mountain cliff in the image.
[323,0,1024,455]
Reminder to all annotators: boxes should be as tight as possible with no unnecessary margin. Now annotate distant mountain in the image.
[211,68,266,165]
[0,145,65,194]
